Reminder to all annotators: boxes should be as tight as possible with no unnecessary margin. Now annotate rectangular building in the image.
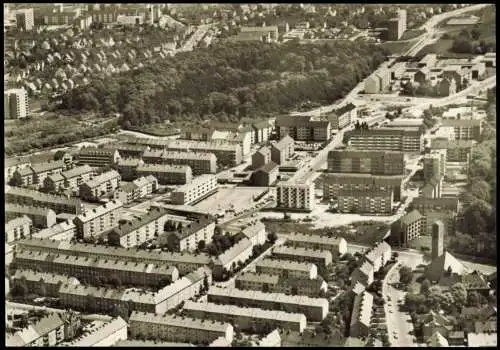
[272,245,333,267]
[363,241,392,272]
[6,185,83,214]
[5,215,32,243]
[213,238,254,280]
[328,103,355,131]
[114,158,144,181]
[79,170,121,201]
[6,313,67,347]
[348,128,423,153]
[270,135,295,165]
[350,261,375,289]
[337,189,393,214]
[77,147,120,167]
[441,119,482,141]
[16,8,35,31]
[44,165,95,192]
[6,204,57,228]
[171,174,218,205]
[62,317,127,347]
[12,269,80,297]
[391,209,424,247]
[286,233,347,257]
[165,215,216,252]
[256,258,317,280]
[73,200,123,238]
[276,181,315,212]
[142,149,217,175]
[4,88,29,119]
[275,115,331,142]
[349,291,373,338]
[13,160,66,187]
[129,311,233,345]
[33,220,76,241]
[183,301,307,333]
[136,164,192,185]
[411,197,459,236]
[327,150,406,175]
[207,286,329,321]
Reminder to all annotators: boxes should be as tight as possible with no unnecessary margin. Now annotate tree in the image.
[421,279,431,295]
[11,282,29,298]
[470,28,481,41]
[399,266,414,285]
[461,199,493,235]
[466,290,484,307]
[109,275,122,288]
[203,274,210,292]
[267,232,278,244]
[450,283,468,309]
[469,180,492,202]
[197,240,206,251]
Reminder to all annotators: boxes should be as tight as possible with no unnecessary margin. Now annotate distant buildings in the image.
[171,174,218,205]
[234,26,279,43]
[386,9,407,40]
[276,181,315,212]
[275,115,331,142]
[441,119,482,140]
[4,88,29,119]
[142,149,217,175]
[15,8,35,31]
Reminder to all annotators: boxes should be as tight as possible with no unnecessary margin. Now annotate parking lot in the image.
[194,186,269,215]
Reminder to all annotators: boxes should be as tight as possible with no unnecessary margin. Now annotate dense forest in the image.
[60,40,388,128]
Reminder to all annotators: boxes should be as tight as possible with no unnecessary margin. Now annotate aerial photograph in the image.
[4,3,497,347]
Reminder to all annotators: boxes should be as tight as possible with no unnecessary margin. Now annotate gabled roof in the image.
[272,135,294,151]
[427,331,449,347]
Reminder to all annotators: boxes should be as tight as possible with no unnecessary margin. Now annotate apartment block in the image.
[327,103,355,131]
[4,88,29,119]
[142,149,217,175]
[213,238,254,280]
[129,311,233,345]
[286,233,347,257]
[207,286,329,321]
[171,174,218,205]
[136,164,192,185]
[276,181,315,212]
[114,175,157,204]
[272,246,333,268]
[240,220,267,246]
[79,170,121,201]
[115,158,144,181]
[165,215,216,252]
[107,143,150,158]
[16,8,35,31]
[391,209,424,247]
[6,313,73,347]
[5,157,31,182]
[441,119,482,141]
[44,165,96,192]
[63,317,127,347]
[6,204,57,228]
[275,115,331,142]
[12,160,66,187]
[271,135,295,165]
[183,301,307,333]
[411,197,459,236]
[337,189,393,214]
[12,269,80,297]
[256,258,318,280]
[77,147,120,167]
[323,173,404,202]
[349,128,423,153]
[14,249,179,288]
[33,220,76,241]
[73,200,123,238]
[363,241,392,272]
[58,267,211,315]
[17,238,211,276]
[327,150,406,175]
[6,185,83,214]
[251,162,279,187]
[252,147,272,169]
[350,261,375,289]
[5,215,32,243]
[349,291,374,338]
[235,272,328,297]
[252,121,273,144]
[446,140,474,162]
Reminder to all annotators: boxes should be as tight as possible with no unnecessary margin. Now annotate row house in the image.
[285,233,347,257]
[79,170,121,201]
[12,269,80,298]
[12,160,66,187]
[349,291,374,338]
[5,185,83,214]
[113,175,157,204]
[256,258,318,280]
[213,238,254,280]
[164,215,216,252]
[44,164,96,193]
[271,246,333,268]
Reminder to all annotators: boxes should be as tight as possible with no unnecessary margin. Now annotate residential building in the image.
[136,164,192,185]
[208,286,328,321]
[16,8,35,31]
[33,220,76,241]
[427,331,449,347]
[113,175,157,204]
[73,200,123,238]
[17,238,211,276]
[63,317,127,347]
[12,269,80,297]
[349,291,373,338]
[130,175,157,198]
[142,149,217,175]
[108,207,175,248]
[12,160,66,187]
[183,301,307,333]
[327,103,356,131]
[5,215,32,243]
[129,311,233,345]
[44,165,96,193]
[441,119,482,140]
[250,162,279,187]
[58,267,211,314]
[171,174,218,205]
[252,147,272,169]
[239,221,267,246]
[77,147,120,167]
[79,170,121,201]
[446,140,474,162]
[270,135,295,165]
[411,197,459,236]
[418,54,437,68]
[33,7,81,25]
[238,26,279,42]
[14,249,178,288]
[213,238,254,280]
[252,121,273,144]
[235,272,328,297]
[4,88,29,119]
[348,128,424,153]
[421,311,454,341]
[467,333,497,347]
[364,68,390,93]
[275,115,330,142]
[114,157,143,181]
[258,330,281,347]
[272,246,332,268]
[323,173,404,202]
[327,150,406,175]
[164,215,216,252]
[363,241,392,272]
[6,185,83,214]
[276,181,315,212]
[106,143,149,158]
[391,209,424,247]
[337,189,393,214]
[5,157,31,182]
[350,261,375,289]
[256,258,318,280]
[285,233,347,257]
[6,204,57,228]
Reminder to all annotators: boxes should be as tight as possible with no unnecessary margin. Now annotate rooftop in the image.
[256,258,316,272]
[6,185,82,207]
[216,238,253,266]
[64,317,127,347]
[74,200,123,223]
[400,209,423,225]
[82,170,120,188]
[350,291,373,328]
[6,203,56,217]
[273,245,333,260]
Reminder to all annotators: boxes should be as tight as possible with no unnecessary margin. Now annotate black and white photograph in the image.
[4,3,497,347]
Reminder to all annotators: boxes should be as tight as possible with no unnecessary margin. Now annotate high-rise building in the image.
[328,150,406,175]
[431,220,444,260]
[423,154,442,181]
[276,181,315,212]
[4,89,29,119]
[16,8,35,31]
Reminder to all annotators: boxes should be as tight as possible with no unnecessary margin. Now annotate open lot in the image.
[194,186,268,214]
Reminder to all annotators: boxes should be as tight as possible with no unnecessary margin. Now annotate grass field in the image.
[379,40,417,55]
[400,28,426,41]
